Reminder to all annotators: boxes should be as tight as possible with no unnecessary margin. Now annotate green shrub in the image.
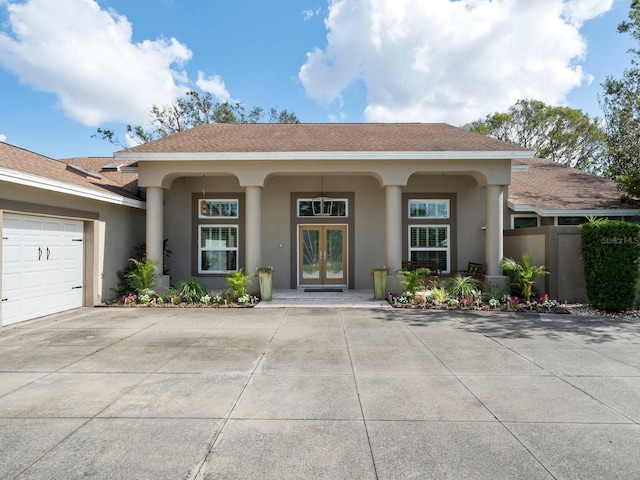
[580,219,640,311]
[395,268,430,296]
[226,268,253,299]
[500,252,548,302]
[115,258,158,296]
[430,287,449,304]
[176,278,208,303]
[446,274,481,299]
[159,287,182,305]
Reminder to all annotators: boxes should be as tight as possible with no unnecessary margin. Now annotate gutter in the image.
[0,167,146,210]
[507,200,640,217]
[115,150,536,162]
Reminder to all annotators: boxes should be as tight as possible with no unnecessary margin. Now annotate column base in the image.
[483,275,508,290]
[155,275,171,292]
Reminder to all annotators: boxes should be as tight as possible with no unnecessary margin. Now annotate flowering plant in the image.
[507,296,520,311]
[371,265,391,272]
[539,294,556,311]
[123,293,137,305]
[460,297,474,308]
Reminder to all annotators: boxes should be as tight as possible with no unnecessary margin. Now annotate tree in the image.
[463,99,606,173]
[599,1,640,198]
[94,90,300,147]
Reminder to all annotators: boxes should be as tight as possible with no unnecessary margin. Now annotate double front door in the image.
[299,225,347,286]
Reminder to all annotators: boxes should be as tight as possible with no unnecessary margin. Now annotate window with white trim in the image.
[409,225,450,273]
[409,199,449,219]
[199,199,238,219]
[297,199,348,217]
[199,225,238,273]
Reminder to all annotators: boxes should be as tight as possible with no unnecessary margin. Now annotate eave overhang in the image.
[0,167,146,210]
[507,200,640,218]
[115,150,535,162]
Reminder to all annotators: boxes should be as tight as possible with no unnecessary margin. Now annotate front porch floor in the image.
[257,289,390,308]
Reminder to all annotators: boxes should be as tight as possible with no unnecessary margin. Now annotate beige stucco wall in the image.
[0,182,145,306]
[163,172,488,290]
[504,226,586,302]
[503,230,547,296]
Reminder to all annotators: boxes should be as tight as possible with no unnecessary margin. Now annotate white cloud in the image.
[0,0,195,125]
[0,133,7,142]
[303,8,322,21]
[299,0,614,124]
[196,72,231,102]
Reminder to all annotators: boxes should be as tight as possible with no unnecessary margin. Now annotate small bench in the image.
[460,261,484,282]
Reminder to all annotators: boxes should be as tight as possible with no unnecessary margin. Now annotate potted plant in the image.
[257,266,274,301]
[371,265,391,300]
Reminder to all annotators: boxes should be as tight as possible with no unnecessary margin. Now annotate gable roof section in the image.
[0,142,144,209]
[115,123,533,160]
[509,158,639,216]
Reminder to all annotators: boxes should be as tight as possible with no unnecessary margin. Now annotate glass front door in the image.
[299,225,347,286]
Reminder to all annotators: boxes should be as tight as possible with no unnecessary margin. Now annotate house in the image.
[2,123,637,326]
[0,142,145,326]
[114,123,533,292]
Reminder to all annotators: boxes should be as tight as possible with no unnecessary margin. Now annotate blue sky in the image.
[0,0,635,159]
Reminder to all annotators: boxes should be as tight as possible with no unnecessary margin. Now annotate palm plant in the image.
[500,252,549,302]
[116,258,158,296]
[395,267,430,296]
[226,268,253,299]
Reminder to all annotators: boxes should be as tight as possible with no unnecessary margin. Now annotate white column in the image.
[485,184,506,282]
[145,186,165,284]
[385,185,403,271]
[244,186,262,274]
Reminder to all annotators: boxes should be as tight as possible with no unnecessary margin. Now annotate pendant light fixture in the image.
[312,176,334,216]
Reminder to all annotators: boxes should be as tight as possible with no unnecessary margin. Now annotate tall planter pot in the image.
[258,271,273,301]
[372,270,388,300]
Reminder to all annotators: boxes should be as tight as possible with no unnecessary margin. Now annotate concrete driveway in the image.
[1,306,639,479]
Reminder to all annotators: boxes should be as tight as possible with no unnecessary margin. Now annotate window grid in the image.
[409,225,450,273]
[199,225,239,273]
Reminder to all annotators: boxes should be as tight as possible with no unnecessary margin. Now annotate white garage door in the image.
[2,214,84,326]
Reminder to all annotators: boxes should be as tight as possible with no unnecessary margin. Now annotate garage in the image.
[2,213,84,326]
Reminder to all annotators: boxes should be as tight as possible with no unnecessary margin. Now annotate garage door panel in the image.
[2,214,84,326]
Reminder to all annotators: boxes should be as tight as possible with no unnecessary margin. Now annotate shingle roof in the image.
[118,123,529,154]
[0,142,142,201]
[509,158,633,212]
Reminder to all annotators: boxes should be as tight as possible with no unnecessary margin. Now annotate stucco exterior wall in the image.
[163,173,487,290]
[405,174,487,271]
[0,181,145,304]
